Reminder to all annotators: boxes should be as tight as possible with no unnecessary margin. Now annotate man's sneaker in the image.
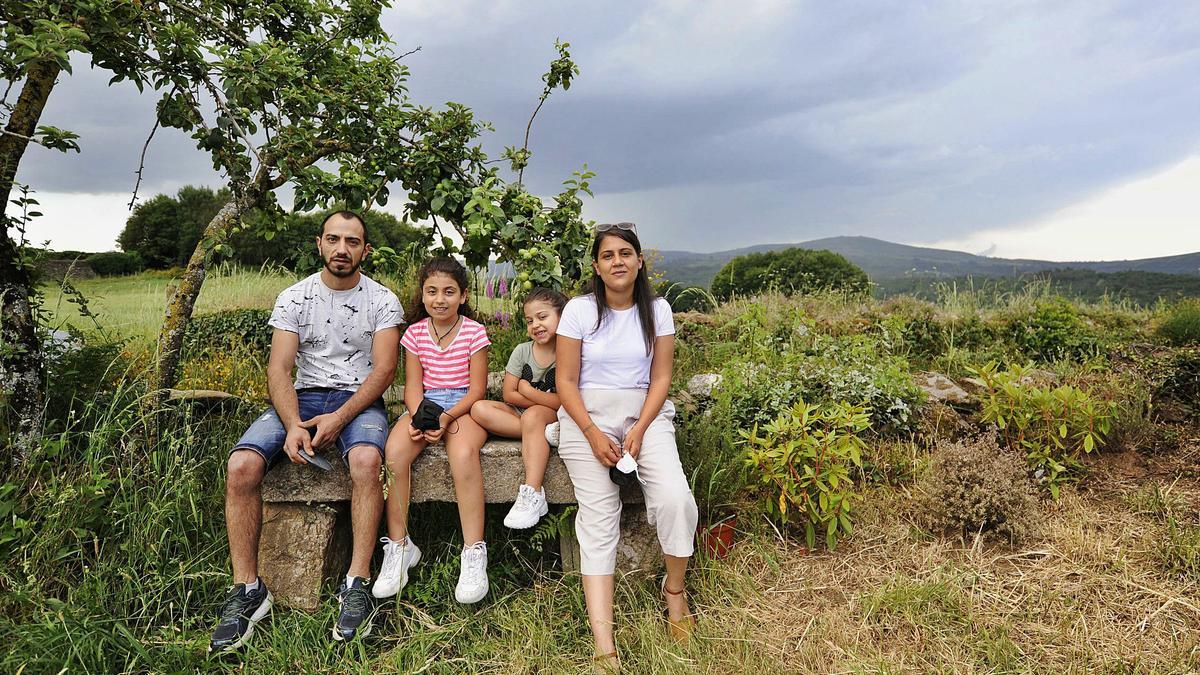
[503,484,549,529]
[372,536,422,599]
[544,421,561,448]
[454,541,489,604]
[333,577,374,642]
[208,580,273,653]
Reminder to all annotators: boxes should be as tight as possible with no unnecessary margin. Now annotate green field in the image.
[42,267,509,343]
[42,267,299,341]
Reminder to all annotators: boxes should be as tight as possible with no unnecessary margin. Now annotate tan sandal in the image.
[592,650,620,674]
[662,578,697,645]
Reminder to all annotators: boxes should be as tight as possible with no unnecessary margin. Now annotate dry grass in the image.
[682,456,1200,673]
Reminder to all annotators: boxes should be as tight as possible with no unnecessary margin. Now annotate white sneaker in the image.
[455,541,489,604]
[503,484,549,529]
[372,536,421,599]
[544,421,560,447]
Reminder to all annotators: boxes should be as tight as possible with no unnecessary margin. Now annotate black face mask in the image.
[412,398,444,431]
[609,464,640,489]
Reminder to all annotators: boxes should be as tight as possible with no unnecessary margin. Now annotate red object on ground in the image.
[698,517,737,559]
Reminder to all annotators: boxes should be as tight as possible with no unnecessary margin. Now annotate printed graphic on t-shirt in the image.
[268,273,403,391]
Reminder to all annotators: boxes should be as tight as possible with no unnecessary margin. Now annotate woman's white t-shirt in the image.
[557,295,675,389]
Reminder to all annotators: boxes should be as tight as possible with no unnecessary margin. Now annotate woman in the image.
[556,222,698,671]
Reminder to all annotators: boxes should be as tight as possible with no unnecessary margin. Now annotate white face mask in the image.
[615,452,646,485]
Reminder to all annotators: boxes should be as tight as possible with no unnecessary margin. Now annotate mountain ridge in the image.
[654,235,1200,287]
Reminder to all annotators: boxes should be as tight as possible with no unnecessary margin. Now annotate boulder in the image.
[916,401,975,443]
[916,372,973,405]
[257,503,349,612]
[686,373,723,400]
[1020,369,1060,387]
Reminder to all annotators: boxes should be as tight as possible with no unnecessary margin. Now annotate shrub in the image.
[86,251,145,276]
[968,362,1116,498]
[41,334,130,431]
[677,413,743,518]
[183,308,273,356]
[740,399,870,550]
[918,435,1039,544]
[1156,300,1200,346]
[711,247,869,301]
[707,304,925,434]
[1001,299,1099,362]
[1153,347,1200,419]
[872,297,948,362]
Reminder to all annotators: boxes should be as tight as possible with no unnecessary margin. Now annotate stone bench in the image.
[258,439,654,611]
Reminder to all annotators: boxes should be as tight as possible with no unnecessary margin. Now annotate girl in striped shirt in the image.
[375,258,492,605]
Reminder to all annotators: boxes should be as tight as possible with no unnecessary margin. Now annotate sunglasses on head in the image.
[594,221,637,234]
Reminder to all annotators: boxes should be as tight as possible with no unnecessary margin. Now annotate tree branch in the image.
[393,46,422,62]
[517,87,550,187]
[127,115,161,209]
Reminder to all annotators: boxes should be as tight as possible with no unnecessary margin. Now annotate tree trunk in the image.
[1,59,63,463]
[148,191,260,402]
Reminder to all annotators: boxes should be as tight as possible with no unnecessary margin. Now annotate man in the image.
[209,211,402,652]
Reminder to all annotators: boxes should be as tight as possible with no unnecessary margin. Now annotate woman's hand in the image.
[623,422,647,459]
[586,426,622,467]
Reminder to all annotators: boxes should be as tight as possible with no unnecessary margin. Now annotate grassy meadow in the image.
[5,269,1200,673]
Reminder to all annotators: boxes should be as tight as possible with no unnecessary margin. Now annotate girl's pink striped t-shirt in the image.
[400,316,491,390]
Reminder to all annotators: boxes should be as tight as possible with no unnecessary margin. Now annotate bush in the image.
[86,251,145,276]
[918,435,1039,544]
[969,362,1116,498]
[740,399,870,550]
[183,308,273,357]
[1156,300,1200,346]
[702,302,925,435]
[1153,347,1200,419]
[711,247,869,301]
[1001,299,1099,362]
[41,334,130,431]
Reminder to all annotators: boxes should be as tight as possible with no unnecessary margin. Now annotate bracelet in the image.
[581,422,596,435]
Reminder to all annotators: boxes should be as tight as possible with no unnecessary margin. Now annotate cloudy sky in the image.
[13,0,1200,260]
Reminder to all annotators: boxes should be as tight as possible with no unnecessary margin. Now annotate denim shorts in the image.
[423,387,469,411]
[233,388,388,467]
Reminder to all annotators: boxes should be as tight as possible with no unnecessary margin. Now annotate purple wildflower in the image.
[485,278,495,299]
[498,275,509,297]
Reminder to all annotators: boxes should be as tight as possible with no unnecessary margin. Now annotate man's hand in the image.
[299,411,346,450]
[283,425,314,465]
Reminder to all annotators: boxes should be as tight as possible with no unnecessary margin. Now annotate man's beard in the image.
[324,254,361,278]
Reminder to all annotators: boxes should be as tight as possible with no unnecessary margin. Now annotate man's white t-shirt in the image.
[268,272,403,391]
[556,295,674,389]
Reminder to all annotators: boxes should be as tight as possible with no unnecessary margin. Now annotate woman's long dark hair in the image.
[405,257,477,324]
[588,229,657,355]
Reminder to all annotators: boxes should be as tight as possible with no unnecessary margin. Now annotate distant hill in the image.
[655,236,1200,287]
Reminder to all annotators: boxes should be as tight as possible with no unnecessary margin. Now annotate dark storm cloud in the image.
[12,0,1200,252]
